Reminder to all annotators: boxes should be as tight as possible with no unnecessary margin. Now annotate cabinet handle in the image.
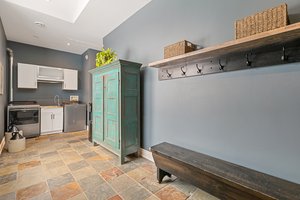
[53,114,55,119]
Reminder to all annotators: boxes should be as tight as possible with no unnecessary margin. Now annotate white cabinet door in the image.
[52,108,63,132]
[41,108,53,134]
[18,63,37,88]
[63,69,78,90]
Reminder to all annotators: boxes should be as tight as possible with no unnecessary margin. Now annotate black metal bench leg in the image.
[157,168,171,183]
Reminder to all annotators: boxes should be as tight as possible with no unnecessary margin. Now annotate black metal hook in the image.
[181,66,187,76]
[196,64,203,74]
[281,46,288,61]
[166,69,172,78]
[246,53,252,67]
[219,59,225,70]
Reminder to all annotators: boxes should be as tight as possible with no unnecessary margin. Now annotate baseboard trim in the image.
[0,137,5,155]
[139,148,154,162]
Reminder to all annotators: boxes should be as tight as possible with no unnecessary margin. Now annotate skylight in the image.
[5,0,89,23]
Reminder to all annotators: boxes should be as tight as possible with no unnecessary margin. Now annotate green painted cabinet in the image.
[89,60,142,164]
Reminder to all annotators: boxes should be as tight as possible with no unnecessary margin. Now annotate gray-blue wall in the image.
[7,41,83,105]
[82,49,98,104]
[0,18,7,140]
[104,0,300,183]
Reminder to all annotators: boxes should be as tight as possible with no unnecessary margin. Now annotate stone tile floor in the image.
[0,131,218,200]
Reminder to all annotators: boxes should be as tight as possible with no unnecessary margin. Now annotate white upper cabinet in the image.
[18,63,38,89]
[37,66,64,82]
[17,63,78,90]
[63,69,78,90]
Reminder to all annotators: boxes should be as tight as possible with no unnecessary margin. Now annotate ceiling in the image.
[0,0,151,54]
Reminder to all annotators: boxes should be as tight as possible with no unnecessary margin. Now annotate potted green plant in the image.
[96,48,117,67]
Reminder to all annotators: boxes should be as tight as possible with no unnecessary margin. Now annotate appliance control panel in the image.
[70,95,79,102]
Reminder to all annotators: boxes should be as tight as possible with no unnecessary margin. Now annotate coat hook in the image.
[181,66,187,76]
[281,46,288,61]
[246,53,252,67]
[166,69,172,78]
[219,59,225,70]
[196,64,203,74]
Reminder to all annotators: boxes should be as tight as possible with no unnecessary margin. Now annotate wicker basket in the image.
[164,40,197,59]
[235,3,289,39]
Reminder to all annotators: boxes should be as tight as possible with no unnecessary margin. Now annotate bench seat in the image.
[151,142,300,200]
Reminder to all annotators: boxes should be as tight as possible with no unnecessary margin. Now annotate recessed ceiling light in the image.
[67,43,71,46]
[34,21,46,28]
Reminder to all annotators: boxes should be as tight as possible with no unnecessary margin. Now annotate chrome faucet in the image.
[54,95,60,106]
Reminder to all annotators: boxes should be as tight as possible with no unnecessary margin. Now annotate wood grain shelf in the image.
[149,22,300,68]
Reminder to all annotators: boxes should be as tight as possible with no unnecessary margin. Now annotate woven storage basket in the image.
[164,40,197,59]
[235,3,289,39]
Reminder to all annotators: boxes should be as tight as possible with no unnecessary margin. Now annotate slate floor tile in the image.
[67,140,80,144]
[81,151,98,159]
[50,182,82,200]
[187,188,220,200]
[0,172,17,185]
[0,192,15,200]
[145,195,160,200]
[16,166,46,190]
[100,167,124,181]
[127,167,152,182]
[139,174,166,193]
[87,154,113,161]
[108,195,123,200]
[47,173,75,190]
[67,160,89,171]
[71,166,98,180]
[78,175,105,191]
[40,151,58,158]
[89,160,113,172]
[24,150,39,157]
[109,174,138,193]
[155,185,188,200]
[170,178,197,196]
[16,182,48,200]
[44,165,70,179]
[0,161,18,168]
[118,161,138,173]
[84,183,116,200]
[45,160,65,170]
[0,165,17,177]
[18,160,41,170]
[141,163,157,174]
[120,185,151,200]
[69,193,87,200]
[30,192,52,200]
[55,143,71,150]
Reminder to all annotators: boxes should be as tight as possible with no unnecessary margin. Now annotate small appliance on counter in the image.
[63,103,87,132]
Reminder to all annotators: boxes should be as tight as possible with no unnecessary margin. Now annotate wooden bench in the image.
[151,142,300,200]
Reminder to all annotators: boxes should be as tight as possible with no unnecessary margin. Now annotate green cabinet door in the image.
[93,74,104,142]
[104,70,119,150]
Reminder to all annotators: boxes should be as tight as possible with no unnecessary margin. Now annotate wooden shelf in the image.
[149,22,300,68]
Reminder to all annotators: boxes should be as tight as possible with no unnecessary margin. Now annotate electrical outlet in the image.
[70,95,79,102]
